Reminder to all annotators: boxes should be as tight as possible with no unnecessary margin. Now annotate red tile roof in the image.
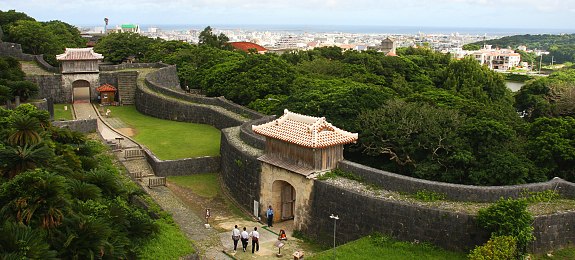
[56,48,104,61]
[252,109,358,148]
[96,83,117,92]
[229,42,267,53]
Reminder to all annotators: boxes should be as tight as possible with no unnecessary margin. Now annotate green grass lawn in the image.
[107,106,220,160]
[53,104,74,120]
[138,219,195,259]
[168,173,219,198]
[308,234,467,260]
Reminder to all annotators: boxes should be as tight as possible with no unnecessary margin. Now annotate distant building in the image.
[470,45,521,70]
[228,42,268,54]
[369,37,397,55]
[107,24,140,34]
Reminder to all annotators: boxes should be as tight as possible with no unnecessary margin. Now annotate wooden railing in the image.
[124,149,144,160]
[148,177,166,188]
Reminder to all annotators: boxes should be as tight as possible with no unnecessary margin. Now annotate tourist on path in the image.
[231,225,241,252]
[266,205,274,227]
[240,227,249,252]
[250,227,260,253]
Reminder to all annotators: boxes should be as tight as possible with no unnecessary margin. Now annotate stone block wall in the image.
[306,180,575,253]
[0,42,57,73]
[338,160,575,202]
[52,119,98,133]
[25,75,65,103]
[143,148,220,177]
[220,127,263,215]
[239,116,274,150]
[99,63,165,71]
[135,67,247,129]
[305,181,490,252]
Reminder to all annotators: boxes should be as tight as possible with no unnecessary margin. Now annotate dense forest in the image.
[91,29,575,186]
[1,10,573,187]
[465,34,575,64]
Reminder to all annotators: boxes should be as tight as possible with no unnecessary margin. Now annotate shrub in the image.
[476,198,534,257]
[469,235,517,260]
[413,190,447,202]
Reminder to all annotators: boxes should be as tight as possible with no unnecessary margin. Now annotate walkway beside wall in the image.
[72,103,304,259]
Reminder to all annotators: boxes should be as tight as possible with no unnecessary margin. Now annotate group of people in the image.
[231,225,259,253]
[230,205,288,254]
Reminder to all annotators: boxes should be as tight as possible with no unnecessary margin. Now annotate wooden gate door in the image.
[281,184,295,220]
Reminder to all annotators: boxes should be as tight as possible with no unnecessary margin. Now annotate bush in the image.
[476,198,534,257]
[469,235,517,260]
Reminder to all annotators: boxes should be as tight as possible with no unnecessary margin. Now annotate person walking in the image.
[231,225,241,252]
[240,227,249,252]
[250,227,260,254]
[266,205,274,227]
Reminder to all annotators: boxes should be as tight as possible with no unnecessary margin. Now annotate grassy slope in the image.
[138,219,195,259]
[168,173,219,198]
[308,235,467,260]
[53,104,74,120]
[108,106,220,160]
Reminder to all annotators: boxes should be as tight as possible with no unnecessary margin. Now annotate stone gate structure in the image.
[56,48,103,103]
[252,109,358,231]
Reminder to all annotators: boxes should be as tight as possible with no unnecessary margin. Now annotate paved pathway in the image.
[73,103,306,259]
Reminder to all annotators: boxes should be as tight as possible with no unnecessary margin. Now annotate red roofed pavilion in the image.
[253,109,358,177]
[229,42,267,54]
[96,83,117,105]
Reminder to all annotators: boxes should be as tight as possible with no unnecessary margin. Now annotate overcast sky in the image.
[2,0,574,31]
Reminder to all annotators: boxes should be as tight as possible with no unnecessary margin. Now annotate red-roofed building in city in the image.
[229,42,268,54]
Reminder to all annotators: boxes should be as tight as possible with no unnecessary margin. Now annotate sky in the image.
[1,0,575,31]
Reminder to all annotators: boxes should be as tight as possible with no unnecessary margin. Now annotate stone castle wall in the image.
[126,64,575,253]
[338,160,575,202]
[52,119,98,133]
[143,148,220,177]
[0,42,58,73]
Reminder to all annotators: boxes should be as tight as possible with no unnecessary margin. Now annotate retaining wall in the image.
[143,148,220,177]
[220,127,263,213]
[0,42,58,72]
[135,66,248,129]
[305,180,575,253]
[99,63,166,71]
[338,160,575,202]
[52,119,98,133]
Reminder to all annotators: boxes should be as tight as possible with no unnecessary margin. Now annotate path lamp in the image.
[329,214,339,259]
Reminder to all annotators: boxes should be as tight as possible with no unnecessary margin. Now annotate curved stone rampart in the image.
[338,160,575,202]
[305,180,575,253]
[132,62,575,253]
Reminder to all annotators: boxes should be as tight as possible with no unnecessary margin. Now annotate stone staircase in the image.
[117,71,138,105]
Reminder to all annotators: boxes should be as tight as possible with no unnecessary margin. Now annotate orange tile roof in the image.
[252,109,358,148]
[96,83,117,92]
[229,42,267,52]
[56,48,104,61]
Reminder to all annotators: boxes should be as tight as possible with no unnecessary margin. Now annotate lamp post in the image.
[329,214,339,259]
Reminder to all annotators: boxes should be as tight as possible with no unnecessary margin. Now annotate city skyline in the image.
[1,0,574,32]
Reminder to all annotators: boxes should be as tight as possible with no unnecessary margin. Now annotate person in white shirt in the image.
[231,225,241,252]
[249,227,260,253]
[240,227,249,252]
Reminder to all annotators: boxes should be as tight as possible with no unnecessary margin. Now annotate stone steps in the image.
[117,72,138,105]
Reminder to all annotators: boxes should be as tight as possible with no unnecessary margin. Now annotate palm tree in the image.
[0,143,54,178]
[7,114,42,146]
[0,169,70,229]
[0,221,58,259]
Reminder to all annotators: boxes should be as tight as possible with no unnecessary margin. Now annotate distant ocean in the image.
[80,23,575,36]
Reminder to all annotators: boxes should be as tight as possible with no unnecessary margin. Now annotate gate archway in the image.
[272,180,296,221]
[72,80,90,103]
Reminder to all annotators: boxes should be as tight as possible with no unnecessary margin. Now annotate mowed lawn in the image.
[108,106,220,160]
[53,104,74,120]
[308,235,467,260]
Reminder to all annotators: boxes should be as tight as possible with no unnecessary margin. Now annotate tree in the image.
[443,57,510,103]
[462,43,481,51]
[7,114,42,146]
[0,221,58,259]
[0,9,35,40]
[358,99,463,177]
[7,80,39,102]
[94,32,157,63]
[6,20,54,55]
[0,143,54,178]
[198,26,232,50]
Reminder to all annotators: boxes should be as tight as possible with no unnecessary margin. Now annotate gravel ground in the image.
[324,177,575,215]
